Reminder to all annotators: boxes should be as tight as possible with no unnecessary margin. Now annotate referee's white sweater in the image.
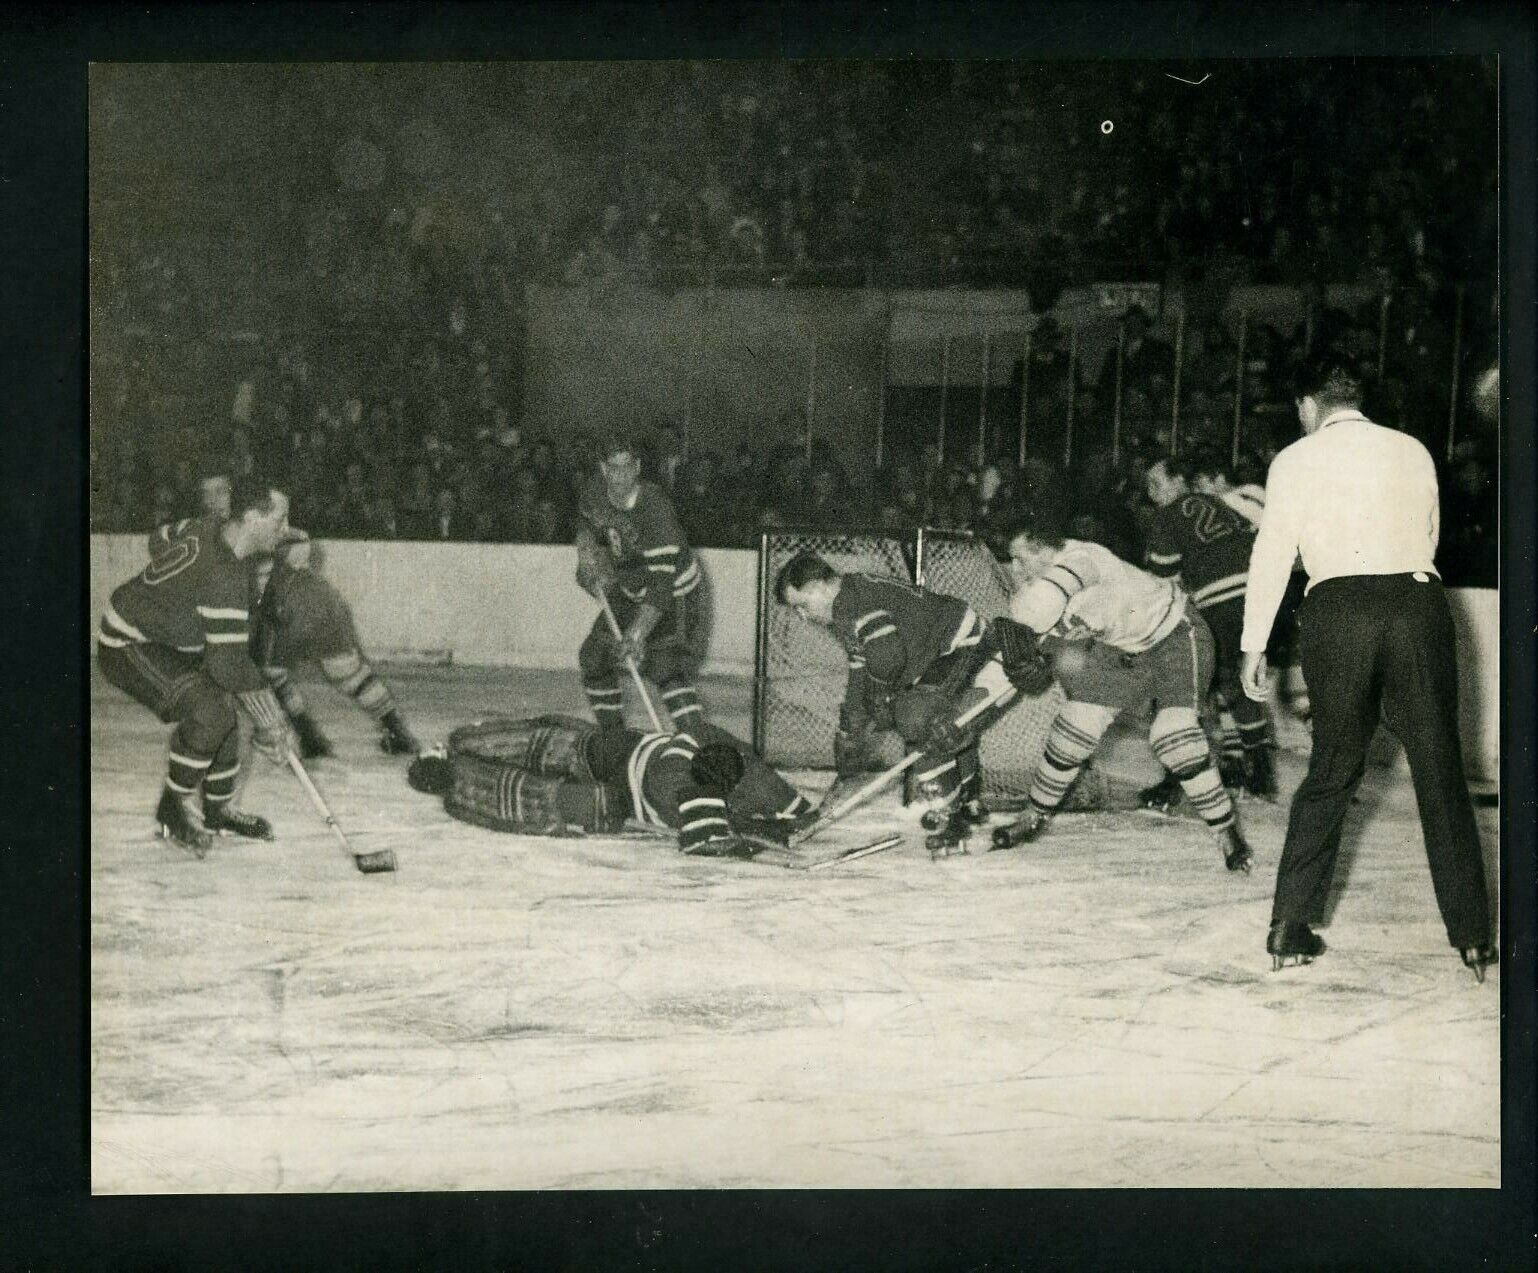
[1240,409,1441,653]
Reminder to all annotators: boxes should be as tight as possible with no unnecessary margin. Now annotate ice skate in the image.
[1460,943,1498,984]
[292,711,333,760]
[379,709,421,756]
[203,802,274,841]
[1220,824,1254,873]
[924,804,971,859]
[156,788,212,858]
[1138,772,1183,814]
[1266,921,1324,969]
[990,803,1050,850]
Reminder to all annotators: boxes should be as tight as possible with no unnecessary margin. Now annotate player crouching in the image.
[97,477,300,855]
[989,505,1254,873]
[406,715,814,856]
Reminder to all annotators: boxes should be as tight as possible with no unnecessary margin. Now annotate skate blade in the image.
[1269,953,1316,971]
[158,824,209,861]
[354,849,398,875]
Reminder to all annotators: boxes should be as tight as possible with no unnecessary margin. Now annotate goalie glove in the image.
[238,687,299,765]
[995,617,1054,696]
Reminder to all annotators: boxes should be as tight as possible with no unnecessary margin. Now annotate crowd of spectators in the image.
[90,59,1498,586]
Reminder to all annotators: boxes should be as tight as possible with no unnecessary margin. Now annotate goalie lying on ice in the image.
[406,715,814,855]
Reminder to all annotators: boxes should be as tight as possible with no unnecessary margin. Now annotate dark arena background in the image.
[86,57,1504,1194]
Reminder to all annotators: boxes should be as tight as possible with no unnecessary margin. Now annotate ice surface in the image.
[90,664,1500,1191]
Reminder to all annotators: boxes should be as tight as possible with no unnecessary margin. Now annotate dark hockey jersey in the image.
[577,476,700,611]
[831,573,976,724]
[1143,492,1255,612]
[625,724,809,851]
[100,516,266,691]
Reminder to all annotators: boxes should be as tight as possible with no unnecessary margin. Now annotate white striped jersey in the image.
[1013,539,1185,654]
[577,475,700,610]
[1143,492,1255,613]
[98,515,266,691]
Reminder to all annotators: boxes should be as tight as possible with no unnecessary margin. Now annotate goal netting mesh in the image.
[755,527,1098,805]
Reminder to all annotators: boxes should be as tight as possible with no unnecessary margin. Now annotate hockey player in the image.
[408,715,813,855]
[97,476,300,854]
[991,503,1254,872]
[575,432,706,730]
[1142,455,1278,802]
[178,462,420,759]
[774,553,1000,855]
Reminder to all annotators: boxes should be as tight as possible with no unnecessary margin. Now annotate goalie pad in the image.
[434,715,628,835]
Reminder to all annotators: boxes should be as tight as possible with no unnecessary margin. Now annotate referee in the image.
[1239,355,1496,981]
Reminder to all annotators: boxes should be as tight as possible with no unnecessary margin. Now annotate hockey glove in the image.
[238,687,299,765]
[996,617,1054,696]
[922,712,972,757]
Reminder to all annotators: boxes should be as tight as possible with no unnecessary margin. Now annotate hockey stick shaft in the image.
[286,752,356,855]
[805,834,903,872]
[790,682,1017,847]
[597,587,668,733]
[285,752,397,873]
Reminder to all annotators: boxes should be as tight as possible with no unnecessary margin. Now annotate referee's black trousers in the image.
[1271,573,1491,947]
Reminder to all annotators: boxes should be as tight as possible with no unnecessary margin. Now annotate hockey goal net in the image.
[755,527,1091,805]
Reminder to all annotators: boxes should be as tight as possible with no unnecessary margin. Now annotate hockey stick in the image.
[790,681,1018,848]
[804,833,904,872]
[596,586,668,732]
[286,752,398,875]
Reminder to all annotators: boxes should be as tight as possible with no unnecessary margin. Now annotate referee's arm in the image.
[1239,456,1304,700]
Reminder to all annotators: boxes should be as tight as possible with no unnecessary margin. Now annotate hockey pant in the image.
[1030,610,1236,832]
[97,641,242,807]
[891,618,995,811]
[1201,597,1274,760]
[579,587,706,729]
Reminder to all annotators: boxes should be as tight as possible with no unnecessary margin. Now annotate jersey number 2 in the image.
[143,536,200,585]
[1183,497,1234,545]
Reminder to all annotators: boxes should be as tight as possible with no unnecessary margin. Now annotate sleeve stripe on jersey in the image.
[205,632,250,645]
[1052,564,1087,591]
[1040,575,1074,602]
[642,545,681,558]
[661,745,697,763]
[681,815,732,832]
[647,563,678,574]
[853,609,893,636]
[196,606,250,621]
[861,623,899,643]
[679,796,728,814]
[1147,550,1182,566]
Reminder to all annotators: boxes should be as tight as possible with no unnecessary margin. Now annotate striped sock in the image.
[201,729,242,807]
[1028,714,1101,813]
[660,683,703,725]
[263,665,307,717]
[166,724,213,797]
[1151,723,1236,831]
[584,682,624,729]
[325,651,395,723]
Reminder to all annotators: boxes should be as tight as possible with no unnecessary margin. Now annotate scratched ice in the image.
[90,664,1500,1191]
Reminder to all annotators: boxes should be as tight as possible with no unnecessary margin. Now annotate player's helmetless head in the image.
[1143,458,1188,507]
[774,551,839,627]
[225,477,290,557]
[198,473,233,521]
[1005,500,1068,585]
[599,434,642,508]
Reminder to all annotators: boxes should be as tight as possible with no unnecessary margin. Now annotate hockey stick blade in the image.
[354,849,398,874]
[805,833,903,872]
